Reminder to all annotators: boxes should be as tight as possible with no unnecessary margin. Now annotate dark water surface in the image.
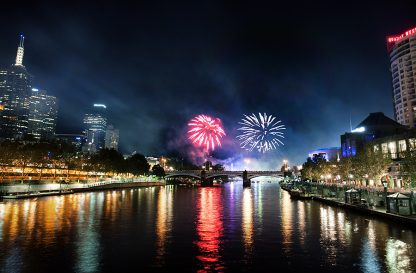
[0,180,415,273]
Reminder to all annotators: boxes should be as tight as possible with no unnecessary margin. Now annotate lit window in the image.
[381,143,388,154]
[398,140,407,152]
[409,138,416,150]
[389,142,397,159]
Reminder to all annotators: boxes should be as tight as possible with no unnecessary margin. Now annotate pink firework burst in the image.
[187,114,226,152]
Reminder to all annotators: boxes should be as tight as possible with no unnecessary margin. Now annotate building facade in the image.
[105,124,119,150]
[27,88,58,139]
[55,134,85,151]
[308,147,341,162]
[387,26,416,127]
[83,104,107,152]
[0,35,32,139]
[341,112,407,157]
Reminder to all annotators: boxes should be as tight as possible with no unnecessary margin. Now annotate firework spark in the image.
[188,114,226,152]
[237,113,285,153]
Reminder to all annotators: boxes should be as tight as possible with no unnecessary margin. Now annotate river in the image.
[0,179,415,273]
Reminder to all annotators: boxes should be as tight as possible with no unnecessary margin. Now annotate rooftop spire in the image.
[15,34,24,66]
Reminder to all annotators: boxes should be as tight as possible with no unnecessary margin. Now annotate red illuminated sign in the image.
[387,27,416,43]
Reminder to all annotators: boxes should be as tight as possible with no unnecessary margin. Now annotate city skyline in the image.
[0,1,414,166]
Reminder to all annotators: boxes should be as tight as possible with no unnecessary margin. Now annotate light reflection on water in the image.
[242,188,253,257]
[195,186,224,272]
[155,185,173,267]
[0,181,415,273]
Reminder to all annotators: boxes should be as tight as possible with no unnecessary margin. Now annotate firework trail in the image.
[188,114,226,152]
[237,113,285,153]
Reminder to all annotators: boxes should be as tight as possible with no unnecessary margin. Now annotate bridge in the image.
[165,170,284,187]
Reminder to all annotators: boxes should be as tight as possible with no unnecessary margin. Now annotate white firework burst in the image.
[237,113,286,153]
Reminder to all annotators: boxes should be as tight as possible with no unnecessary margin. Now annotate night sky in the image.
[0,1,415,168]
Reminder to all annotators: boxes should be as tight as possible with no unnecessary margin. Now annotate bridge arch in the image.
[248,175,284,180]
[165,171,283,181]
[165,173,201,180]
[205,173,243,179]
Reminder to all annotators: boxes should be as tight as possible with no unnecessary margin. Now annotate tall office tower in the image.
[27,88,58,140]
[387,26,416,128]
[105,124,119,150]
[0,35,33,139]
[83,104,107,152]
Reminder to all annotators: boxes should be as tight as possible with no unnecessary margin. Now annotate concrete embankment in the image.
[73,181,165,192]
[281,185,416,227]
[311,196,416,227]
[0,181,166,199]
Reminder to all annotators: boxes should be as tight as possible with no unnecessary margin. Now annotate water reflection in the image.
[155,185,174,266]
[242,188,254,257]
[75,193,101,273]
[0,184,415,273]
[319,206,349,266]
[360,220,381,273]
[386,238,412,273]
[280,188,293,255]
[195,187,224,272]
[297,201,305,247]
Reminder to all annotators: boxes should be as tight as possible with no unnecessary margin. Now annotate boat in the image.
[289,189,312,200]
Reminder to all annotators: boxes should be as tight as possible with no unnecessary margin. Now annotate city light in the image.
[387,26,416,43]
[351,126,365,133]
[93,104,107,108]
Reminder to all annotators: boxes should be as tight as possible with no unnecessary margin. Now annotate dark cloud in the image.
[0,0,414,166]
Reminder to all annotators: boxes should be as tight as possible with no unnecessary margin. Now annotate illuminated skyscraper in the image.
[83,104,107,152]
[27,88,58,139]
[0,35,32,139]
[387,26,416,128]
[105,124,119,150]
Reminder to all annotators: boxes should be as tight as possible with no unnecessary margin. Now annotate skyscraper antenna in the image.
[349,112,352,132]
[19,34,24,47]
[15,34,25,66]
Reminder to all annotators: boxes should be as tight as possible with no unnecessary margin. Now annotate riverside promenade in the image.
[0,178,165,199]
[281,182,416,228]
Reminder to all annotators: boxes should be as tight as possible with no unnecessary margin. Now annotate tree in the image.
[90,148,125,174]
[355,145,391,186]
[338,156,354,183]
[301,157,314,181]
[401,149,416,188]
[125,153,150,176]
[301,154,331,182]
[152,164,165,178]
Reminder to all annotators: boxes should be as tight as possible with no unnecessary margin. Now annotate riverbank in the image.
[281,186,416,228]
[0,180,165,200]
[312,196,416,227]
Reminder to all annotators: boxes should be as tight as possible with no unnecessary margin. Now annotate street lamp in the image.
[348,174,354,185]
[382,180,388,209]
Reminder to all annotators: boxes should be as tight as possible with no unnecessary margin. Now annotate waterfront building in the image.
[146,156,160,169]
[27,88,58,140]
[308,147,341,161]
[340,112,406,157]
[55,133,85,151]
[83,104,107,152]
[0,35,33,139]
[387,26,416,128]
[105,124,119,150]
